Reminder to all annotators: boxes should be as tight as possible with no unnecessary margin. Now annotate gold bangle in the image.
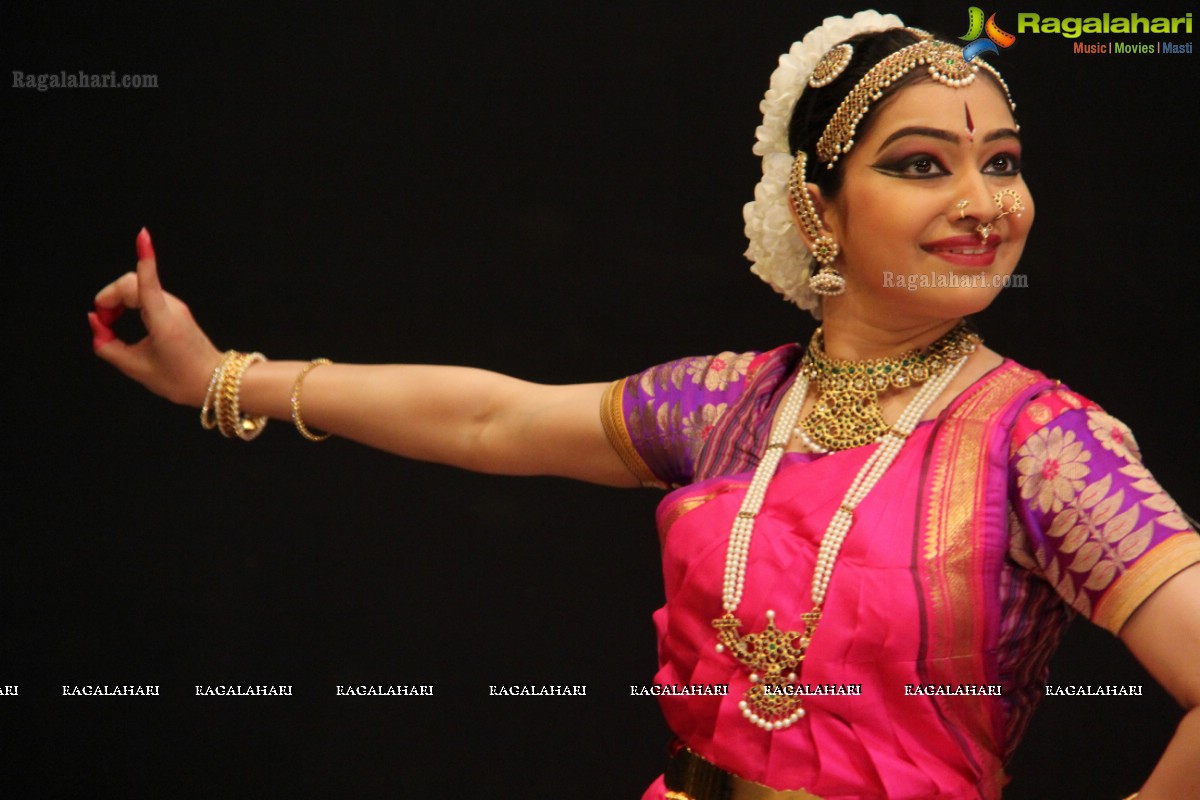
[215,352,246,437]
[290,358,332,441]
[216,351,268,441]
[201,350,239,430]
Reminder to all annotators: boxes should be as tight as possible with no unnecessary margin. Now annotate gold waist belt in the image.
[664,745,823,800]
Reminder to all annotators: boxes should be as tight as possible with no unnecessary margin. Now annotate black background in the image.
[3,1,1197,797]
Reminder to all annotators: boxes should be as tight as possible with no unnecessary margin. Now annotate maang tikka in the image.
[789,151,845,296]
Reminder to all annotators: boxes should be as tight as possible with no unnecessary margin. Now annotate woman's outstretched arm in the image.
[90,229,640,487]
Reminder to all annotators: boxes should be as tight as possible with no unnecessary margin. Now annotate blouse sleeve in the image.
[600,351,762,489]
[1009,387,1200,634]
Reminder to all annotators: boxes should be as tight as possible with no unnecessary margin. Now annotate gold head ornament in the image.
[815,38,1015,168]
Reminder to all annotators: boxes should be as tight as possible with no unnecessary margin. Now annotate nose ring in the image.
[993,189,1025,218]
[956,199,969,219]
[975,190,1025,243]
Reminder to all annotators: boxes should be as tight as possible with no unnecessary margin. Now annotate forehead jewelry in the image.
[808,44,854,88]
[714,324,977,729]
[815,39,1015,168]
[976,189,1025,243]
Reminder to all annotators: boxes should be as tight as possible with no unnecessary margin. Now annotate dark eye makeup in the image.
[871,154,948,179]
[871,150,1022,179]
[983,153,1022,174]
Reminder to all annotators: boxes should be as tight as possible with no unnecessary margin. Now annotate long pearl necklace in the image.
[713,328,975,730]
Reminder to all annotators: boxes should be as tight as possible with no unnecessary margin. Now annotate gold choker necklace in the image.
[795,323,979,452]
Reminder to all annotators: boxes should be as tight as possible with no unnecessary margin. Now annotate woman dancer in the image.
[90,12,1200,799]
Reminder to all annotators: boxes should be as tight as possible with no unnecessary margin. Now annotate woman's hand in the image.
[88,229,638,486]
[89,229,223,407]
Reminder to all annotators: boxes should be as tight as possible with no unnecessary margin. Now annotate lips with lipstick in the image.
[921,234,1001,268]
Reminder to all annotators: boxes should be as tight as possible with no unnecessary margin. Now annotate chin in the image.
[893,286,1005,321]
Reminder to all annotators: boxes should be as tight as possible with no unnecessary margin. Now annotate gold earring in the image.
[789,152,846,296]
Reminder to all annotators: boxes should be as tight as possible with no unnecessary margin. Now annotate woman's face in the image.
[816,76,1034,324]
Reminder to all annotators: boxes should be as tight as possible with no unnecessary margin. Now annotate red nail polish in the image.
[94,302,124,327]
[136,227,155,261]
[88,312,116,349]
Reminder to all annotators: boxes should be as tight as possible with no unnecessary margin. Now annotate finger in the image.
[135,228,169,318]
[95,271,140,310]
[88,311,117,350]
[89,317,147,379]
[89,312,150,382]
[93,336,142,379]
[94,302,124,327]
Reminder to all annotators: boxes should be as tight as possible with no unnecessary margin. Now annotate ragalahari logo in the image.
[960,7,1017,59]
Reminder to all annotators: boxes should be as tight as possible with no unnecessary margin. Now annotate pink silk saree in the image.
[603,347,1200,800]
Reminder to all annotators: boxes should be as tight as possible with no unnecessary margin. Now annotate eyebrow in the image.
[875,126,1020,151]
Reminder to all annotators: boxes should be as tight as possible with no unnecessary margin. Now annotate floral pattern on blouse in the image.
[682,403,729,446]
[617,351,766,487]
[1086,409,1141,461]
[1015,426,1093,515]
[684,352,756,392]
[1011,389,1195,623]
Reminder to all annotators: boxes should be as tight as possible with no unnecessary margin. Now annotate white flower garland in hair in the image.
[743,10,905,317]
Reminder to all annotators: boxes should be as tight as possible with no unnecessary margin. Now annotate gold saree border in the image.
[1095,532,1200,634]
[657,482,749,546]
[601,378,667,489]
[919,363,1045,797]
